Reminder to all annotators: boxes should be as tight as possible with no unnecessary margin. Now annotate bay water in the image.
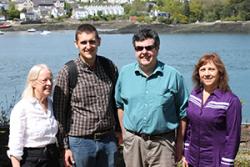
[0,31,249,123]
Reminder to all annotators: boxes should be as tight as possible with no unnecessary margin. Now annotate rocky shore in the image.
[2,20,250,34]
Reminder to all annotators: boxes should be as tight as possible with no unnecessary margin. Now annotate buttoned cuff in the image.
[7,150,22,161]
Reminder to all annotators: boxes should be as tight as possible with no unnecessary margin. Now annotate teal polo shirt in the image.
[115,61,188,134]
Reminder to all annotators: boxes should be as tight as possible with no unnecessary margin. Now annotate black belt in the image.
[127,129,175,141]
[76,129,114,140]
[24,143,57,151]
[23,143,59,160]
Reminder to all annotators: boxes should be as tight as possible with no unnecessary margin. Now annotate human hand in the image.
[10,156,21,167]
[64,149,75,167]
[182,157,189,167]
[115,131,123,145]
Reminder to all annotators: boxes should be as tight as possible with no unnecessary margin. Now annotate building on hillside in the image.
[15,0,33,11]
[150,10,170,19]
[16,0,65,20]
[71,5,124,20]
[0,0,9,10]
[85,5,124,16]
[0,15,6,21]
[32,0,65,19]
[78,0,134,4]
[105,0,133,4]
[20,11,40,21]
[71,8,89,20]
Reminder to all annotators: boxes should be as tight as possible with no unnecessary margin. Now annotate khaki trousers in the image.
[123,130,176,167]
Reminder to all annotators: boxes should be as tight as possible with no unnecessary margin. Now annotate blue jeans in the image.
[69,134,118,167]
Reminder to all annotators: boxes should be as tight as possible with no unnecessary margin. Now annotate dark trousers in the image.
[21,144,60,167]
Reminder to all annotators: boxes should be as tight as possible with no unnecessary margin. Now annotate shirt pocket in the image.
[159,89,176,107]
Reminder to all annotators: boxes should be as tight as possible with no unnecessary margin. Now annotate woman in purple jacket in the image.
[183,53,242,167]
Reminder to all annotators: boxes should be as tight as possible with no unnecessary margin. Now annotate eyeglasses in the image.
[134,45,155,51]
[80,40,97,45]
[36,79,52,85]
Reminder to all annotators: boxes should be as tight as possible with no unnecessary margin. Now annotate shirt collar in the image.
[76,55,95,70]
[134,61,164,77]
[194,87,223,98]
[28,97,38,104]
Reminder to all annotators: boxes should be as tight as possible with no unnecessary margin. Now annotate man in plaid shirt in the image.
[53,24,118,167]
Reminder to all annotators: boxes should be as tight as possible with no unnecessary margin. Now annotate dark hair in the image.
[132,28,160,49]
[75,24,100,41]
[192,53,231,92]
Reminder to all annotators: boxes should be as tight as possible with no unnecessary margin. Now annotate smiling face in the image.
[32,68,53,99]
[134,38,158,73]
[199,61,219,91]
[75,32,100,66]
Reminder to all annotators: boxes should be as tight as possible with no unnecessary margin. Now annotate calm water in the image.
[0,31,249,123]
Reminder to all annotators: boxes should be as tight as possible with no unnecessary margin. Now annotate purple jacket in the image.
[184,88,242,167]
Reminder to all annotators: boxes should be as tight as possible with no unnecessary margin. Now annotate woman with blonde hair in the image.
[183,53,242,167]
[7,64,60,167]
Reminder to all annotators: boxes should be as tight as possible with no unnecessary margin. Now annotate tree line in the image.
[124,0,250,24]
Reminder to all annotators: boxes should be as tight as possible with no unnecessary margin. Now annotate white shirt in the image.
[7,97,58,160]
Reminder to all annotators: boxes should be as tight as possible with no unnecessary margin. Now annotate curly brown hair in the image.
[192,53,231,92]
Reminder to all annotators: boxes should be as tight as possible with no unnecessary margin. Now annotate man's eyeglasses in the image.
[134,45,155,51]
[80,40,97,45]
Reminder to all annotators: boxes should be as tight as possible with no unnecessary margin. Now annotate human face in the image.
[75,32,100,65]
[134,38,158,70]
[199,61,219,91]
[33,69,53,99]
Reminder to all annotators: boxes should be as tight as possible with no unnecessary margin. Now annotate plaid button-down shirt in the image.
[53,56,117,147]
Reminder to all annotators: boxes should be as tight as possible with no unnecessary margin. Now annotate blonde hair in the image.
[22,64,52,99]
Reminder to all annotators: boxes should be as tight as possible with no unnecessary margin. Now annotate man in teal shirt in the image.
[115,28,188,167]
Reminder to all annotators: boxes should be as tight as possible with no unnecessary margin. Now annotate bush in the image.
[0,91,19,127]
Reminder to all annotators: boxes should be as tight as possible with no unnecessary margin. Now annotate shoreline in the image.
[1,20,250,34]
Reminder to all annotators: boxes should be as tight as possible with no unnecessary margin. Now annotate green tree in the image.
[7,2,20,20]
[129,0,147,16]
[159,0,183,23]
[183,0,190,17]
[222,0,250,21]
[235,0,250,20]
[189,0,203,22]
[0,7,7,17]
[64,2,72,17]
[201,0,224,21]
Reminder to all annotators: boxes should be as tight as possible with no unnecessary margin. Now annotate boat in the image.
[27,28,36,32]
[0,22,11,29]
[97,28,118,32]
[40,30,51,35]
[0,30,4,35]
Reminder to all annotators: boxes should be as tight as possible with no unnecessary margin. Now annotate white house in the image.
[84,5,124,16]
[79,0,134,4]
[15,0,33,11]
[71,8,89,19]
